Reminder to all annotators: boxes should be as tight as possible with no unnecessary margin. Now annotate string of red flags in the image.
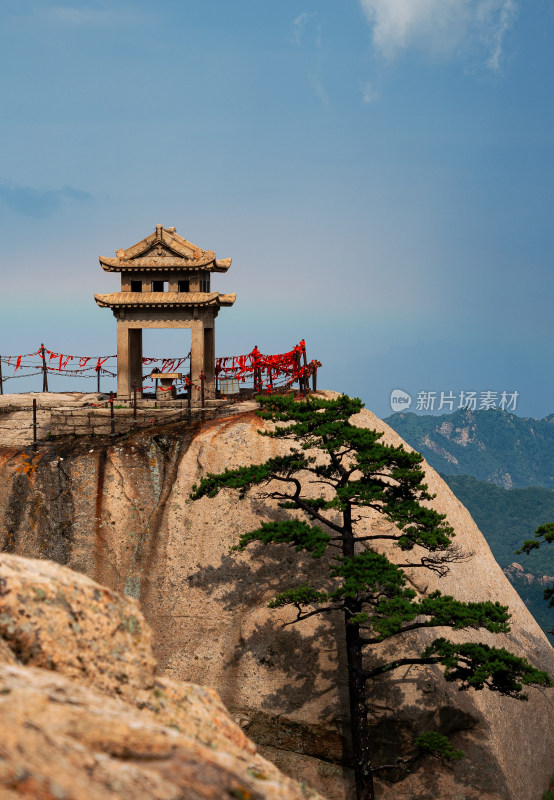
[0,341,320,393]
[215,340,320,393]
[0,348,194,379]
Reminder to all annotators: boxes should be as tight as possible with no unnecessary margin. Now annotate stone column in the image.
[129,328,143,396]
[190,319,205,403]
[116,322,131,399]
[203,325,215,398]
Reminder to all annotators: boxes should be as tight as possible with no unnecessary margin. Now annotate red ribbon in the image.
[95,356,110,371]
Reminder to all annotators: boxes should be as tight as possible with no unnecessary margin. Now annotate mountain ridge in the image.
[385,407,554,488]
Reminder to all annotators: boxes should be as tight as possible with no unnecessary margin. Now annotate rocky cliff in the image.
[0,393,553,800]
[0,552,326,799]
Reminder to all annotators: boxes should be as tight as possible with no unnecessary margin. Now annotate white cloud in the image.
[485,0,518,71]
[292,12,309,45]
[308,72,329,106]
[359,0,517,70]
[361,81,379,103]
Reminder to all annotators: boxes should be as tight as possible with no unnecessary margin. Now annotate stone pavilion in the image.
[94,225,235,400]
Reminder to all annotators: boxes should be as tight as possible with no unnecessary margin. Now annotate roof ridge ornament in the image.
[99,224,232,273]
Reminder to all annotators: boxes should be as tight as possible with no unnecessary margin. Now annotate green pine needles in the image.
[190,393,552,800]
[517,522,554,557]
[517,523,554,630]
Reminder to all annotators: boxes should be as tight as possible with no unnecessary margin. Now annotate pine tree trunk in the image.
[342,508,375,800]
[344,615,375,800]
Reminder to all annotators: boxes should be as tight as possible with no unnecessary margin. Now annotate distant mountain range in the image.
[440,475,554,636]
[384,409,554,638]
[384,408,554,489]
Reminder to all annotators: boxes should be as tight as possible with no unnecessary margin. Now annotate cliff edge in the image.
[0,391,552,799]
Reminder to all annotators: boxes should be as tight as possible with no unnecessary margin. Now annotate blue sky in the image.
[1,0,553,417]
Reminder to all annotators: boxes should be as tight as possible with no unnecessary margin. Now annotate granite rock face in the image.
[0,553,156,694]
[0,394,553,799]
[0,552,326,800]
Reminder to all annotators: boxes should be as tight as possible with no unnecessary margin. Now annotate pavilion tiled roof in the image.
[98,225,232,272]
[99,256,232,272]
[94,292,236,309]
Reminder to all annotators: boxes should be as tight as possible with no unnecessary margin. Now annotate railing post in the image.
[32,398,37,443]
[41,344,48,393]
[302,341,308,394]
[252,345,261,395]
[187,373,192,425]
[312,366,317,392]
[294,350,302,393]
[96,365,101,394]
[110,392,115,440]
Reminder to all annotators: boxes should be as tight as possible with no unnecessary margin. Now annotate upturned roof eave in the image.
[98,256,231,272]
[94,291,236,309]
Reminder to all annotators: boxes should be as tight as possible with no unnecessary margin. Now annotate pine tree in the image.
[191,393,552,800]
[517,523,554,628]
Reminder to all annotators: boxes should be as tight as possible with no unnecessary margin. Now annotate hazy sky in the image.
[1,0,553,417]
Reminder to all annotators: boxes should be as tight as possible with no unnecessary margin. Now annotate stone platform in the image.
[0,393,257,446]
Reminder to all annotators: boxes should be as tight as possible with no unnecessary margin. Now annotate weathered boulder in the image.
[0,552,326,800]
[0,553,156,694]
[0,393,553,799]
